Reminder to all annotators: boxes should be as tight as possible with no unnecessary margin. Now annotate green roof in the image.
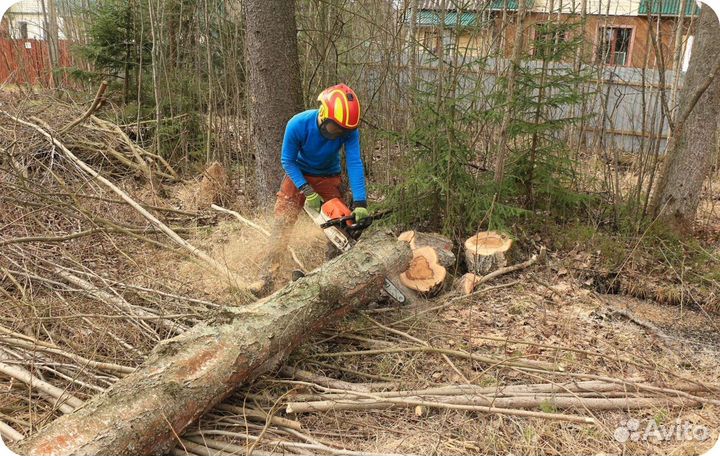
[417,11,480,26]
[417,2,520,26]
[638,0,700,16]
[490,0,520,10]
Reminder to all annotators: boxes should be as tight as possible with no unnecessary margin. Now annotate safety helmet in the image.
[317,84,361,131]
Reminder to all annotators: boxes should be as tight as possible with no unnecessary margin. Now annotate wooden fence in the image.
[0,38,75,86]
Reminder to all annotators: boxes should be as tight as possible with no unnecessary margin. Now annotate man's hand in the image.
[300,184,323,211]
[352,207,369,222]
[305,192,323,211]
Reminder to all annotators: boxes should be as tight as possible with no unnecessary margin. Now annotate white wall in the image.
[4,0,67,39]
[528,0,642,15]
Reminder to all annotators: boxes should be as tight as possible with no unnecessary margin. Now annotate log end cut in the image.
[454,272,483,295]
[400,246,447,295]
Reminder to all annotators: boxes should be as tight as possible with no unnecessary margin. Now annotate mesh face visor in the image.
[319,118,351,140]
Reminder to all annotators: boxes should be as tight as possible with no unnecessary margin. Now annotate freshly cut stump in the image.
[398,230,456,269]
[400,246,447,296]
[464,231,512,274]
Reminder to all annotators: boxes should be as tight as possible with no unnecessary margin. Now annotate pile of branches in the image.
[0,94,218,438]
[2,87,177,181]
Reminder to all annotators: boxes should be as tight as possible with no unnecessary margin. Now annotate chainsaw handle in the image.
[320,215,375,231]
[320,210,388,231]
[320,215,356,229]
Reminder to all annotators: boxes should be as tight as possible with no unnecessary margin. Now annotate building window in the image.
[597,27,632,66]
[18,21,29,40]
[533,24,567,60]
[420,28,441,54]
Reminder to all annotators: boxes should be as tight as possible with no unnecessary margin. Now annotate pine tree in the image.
[500,19,594,215]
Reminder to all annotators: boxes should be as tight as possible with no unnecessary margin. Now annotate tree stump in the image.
[198,161,229,207]
[398,230,456,269]
[399,246,447,296]
[464,231,512,274]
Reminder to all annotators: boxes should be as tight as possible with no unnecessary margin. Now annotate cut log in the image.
[463,231,512,274]
[11,232,411,456]
[398,231,455,269]
[453,272,482,295]
[399,246,447,296]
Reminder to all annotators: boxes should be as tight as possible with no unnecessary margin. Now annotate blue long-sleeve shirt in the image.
[281,109,367,204]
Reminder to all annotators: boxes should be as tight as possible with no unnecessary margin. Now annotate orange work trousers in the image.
[274,174,343,224]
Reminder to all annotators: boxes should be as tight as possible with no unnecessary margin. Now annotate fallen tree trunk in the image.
[12,232,411,456]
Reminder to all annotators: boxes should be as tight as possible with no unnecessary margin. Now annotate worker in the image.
[256,83,369,295]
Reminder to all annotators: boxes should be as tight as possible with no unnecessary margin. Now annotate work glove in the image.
[352,206,369,223]
[300,184,323,211]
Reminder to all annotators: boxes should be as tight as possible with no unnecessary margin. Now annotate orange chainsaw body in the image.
[321,198,353,226]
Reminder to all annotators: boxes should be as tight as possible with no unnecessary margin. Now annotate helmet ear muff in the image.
[318,104,328,123]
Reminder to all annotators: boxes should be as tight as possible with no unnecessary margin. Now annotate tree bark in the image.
[12,232,411,456]
[244,0,303,205]
[650,7,720,227]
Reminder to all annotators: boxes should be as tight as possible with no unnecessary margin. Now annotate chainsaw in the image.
[303,198,406,304]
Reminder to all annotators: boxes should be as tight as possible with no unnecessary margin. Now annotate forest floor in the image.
[1,91,719,455]
[178,212,720,455]
[3,175,718,455]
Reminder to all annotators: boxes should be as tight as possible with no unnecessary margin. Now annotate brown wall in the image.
[501,12,694,69]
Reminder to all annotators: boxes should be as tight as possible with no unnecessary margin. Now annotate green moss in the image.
[538,400,558,414]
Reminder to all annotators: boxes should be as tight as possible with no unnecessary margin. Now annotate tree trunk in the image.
[244,0,303,205]
[12,233,411,456]
[46,0,60,87]
[493,0,527,186]
[650,7,720,228]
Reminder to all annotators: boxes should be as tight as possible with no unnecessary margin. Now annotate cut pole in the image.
[286,395,698,416]
[12,232,411,456]
[0,421,24,443]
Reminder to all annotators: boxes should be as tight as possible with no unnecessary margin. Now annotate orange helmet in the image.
[317,84,361,131]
